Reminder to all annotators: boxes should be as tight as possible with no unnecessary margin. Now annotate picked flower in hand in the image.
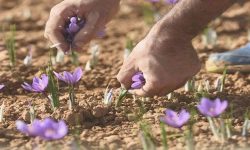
[65,16,85,43]
[22,74,48,93]
[16,118,68,140]
[131,72,145,89]
[160,109,190,128]
[197,98,228,117]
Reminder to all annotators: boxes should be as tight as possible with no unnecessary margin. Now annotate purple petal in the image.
[161,109,189,128]
[41,74,49,88]
[164,109,177,118]
[132,72,144,82]
[178,109,190,124]
[63,71,74,85]
[16,120,28,134]
[197,98,228,117]
[32,82,45,93]
[131,81,144,89]
[32,77,40,84]
[0,84,5,90]
[53,120,68,139]
[70,17,77,23]
[40,118,67,140]
[54,71,65,82]
[165,0,179,4]
[72,67,83,84]
[22,82,33,92]
[68,23,80,33]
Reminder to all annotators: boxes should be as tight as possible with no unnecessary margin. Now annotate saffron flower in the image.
[0,84,4,90]
[22,74,48,93]
[165,0,179,4]
[65,16,85,43]
[197,98,228,117]
[16,118,68,140]
[160,109,190,128]
[54,67,83,85]
[131,72,145,89]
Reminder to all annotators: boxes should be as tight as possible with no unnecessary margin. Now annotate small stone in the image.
[127,141,137,149]
[127,113,137,121]
[21,110,30,122]
[92,106,108,118]
[64,111,84,125]
[105,135,121,143]
[109,143,119,150]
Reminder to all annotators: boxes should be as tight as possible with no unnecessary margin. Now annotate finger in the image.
[129,81,161,97]
[44,4,76,52]
[72,11,100,50]
[117,64,138,90]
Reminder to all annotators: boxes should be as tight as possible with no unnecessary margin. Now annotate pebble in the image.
[21,110,30,122]
[127,141,138,149]
[105,135,121,143]
[92,106,108,118]
[109,143,119,150]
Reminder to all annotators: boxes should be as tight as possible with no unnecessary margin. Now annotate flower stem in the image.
[160,122,168,150]
[207,117,220,140]
[68,86,75,110]
[42,92,55,111]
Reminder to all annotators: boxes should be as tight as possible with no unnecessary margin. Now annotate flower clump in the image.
[16,118,68,140]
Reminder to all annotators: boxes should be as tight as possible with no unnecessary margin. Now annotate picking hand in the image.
[44,0,120,52]
[117,24,201,97]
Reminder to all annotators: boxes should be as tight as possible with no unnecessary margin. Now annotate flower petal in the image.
[63,71,74,84]
[21,82,33,92]
[54,71,65,82]
[72,67,83,83]
[0,84,4,90]
[41,74,49,89]
[16,120,28,134]
[131,81,143,89]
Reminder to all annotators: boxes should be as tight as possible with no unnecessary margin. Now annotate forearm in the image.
[154,0,236,40]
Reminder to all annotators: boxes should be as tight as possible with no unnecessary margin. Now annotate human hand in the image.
[117,24,201,97]
[44,0,120,52]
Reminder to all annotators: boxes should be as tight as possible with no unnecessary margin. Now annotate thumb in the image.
[73,11,100,50]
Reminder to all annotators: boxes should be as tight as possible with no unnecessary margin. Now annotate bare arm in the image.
[117,0,237,96]
[154,0,235,40]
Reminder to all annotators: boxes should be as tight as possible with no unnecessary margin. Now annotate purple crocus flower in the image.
[160,109,190,128]
[197,98,228,117]
[131,72,145,89]
[16,118,68,140]
[21,74,48,93]
[165,0,179,4]
[67,17,80,33]
[54,67,83,85]
[0,84,4,90]
[65,16,85,43]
